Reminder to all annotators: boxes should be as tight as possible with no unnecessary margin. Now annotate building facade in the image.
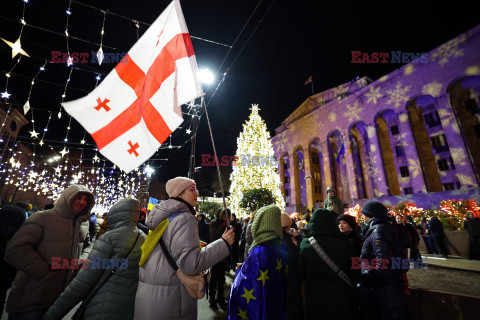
[272,25,480,213]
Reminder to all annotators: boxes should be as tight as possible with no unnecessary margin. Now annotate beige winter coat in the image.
[134,199,230,319]
[4,184,94,313]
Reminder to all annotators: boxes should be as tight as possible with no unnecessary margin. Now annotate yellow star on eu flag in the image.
[285,264,289,275]
[241,287,256,304]
[256,269,270,286]
[237,308,249,320]
[275,259,283,273]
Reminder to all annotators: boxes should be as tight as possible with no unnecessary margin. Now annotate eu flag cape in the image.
[228,243,288,320]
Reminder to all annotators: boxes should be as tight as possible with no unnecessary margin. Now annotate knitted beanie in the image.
[281,213,292,228]
[249,205,282,251]
[166,177,196,198]
[361,200,388,218]
[336,214,356,230]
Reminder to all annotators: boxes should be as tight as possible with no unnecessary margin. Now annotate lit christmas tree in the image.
[229,104,285,217]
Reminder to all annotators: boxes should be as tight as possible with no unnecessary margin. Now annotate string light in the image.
[58,67,74,118]
[2,56,22,100]
[96,10,107,65]
[23,60,47,115]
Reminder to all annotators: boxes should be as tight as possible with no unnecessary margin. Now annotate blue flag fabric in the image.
[228,244,288,320]
[336,144,345,163]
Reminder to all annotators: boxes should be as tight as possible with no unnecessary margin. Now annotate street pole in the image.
[188,102,201,179]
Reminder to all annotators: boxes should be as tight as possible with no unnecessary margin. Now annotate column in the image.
[357,136,375,198]
[437,94,479,187]
[396,110,427,193]
[345,139,359,200]
[304,148,314,210]
[321,140,333,200]
[288,152,300,208]
[366,124,388,196]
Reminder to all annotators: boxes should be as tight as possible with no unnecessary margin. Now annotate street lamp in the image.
[198,68,214,84]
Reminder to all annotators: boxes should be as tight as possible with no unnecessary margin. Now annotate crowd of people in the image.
[0,180,479,319]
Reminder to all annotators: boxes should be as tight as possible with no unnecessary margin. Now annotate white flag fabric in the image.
[62,0,203,173]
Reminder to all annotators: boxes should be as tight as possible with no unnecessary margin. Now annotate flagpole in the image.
[188,101,200,179]
[203,97,230,227]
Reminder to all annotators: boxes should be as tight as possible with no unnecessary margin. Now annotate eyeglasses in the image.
[186,187,199,193]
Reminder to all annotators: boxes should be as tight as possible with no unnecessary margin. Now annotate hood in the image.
[107,198,141,230]
[146,198,190,230]
[54,184,95,219]
[309,208,339,237]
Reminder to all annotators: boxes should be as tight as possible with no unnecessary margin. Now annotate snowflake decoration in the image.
[437,108,460,134]
[367,125,376,138]
[343,100,363,122]
[364,155,382,179]
[465,65,480,76]
[450,147,467,166]
[379,75,388,82]
[328,112,337,122]
[333,85,349,99]
[408,159,421,178]
[386,82,411,109]
[365,86,383,105]
[431,35,466,67]
[457,173,475,187]
[404,65,414,75]
[422,81,443,97]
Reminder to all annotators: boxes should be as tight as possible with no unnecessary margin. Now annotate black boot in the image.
[216,295,227,308]
[209,297,218,309]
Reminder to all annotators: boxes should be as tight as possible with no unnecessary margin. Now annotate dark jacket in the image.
[0,205,27,307]
[464,217,480,237]
[44,198,147,320]
[4,185,94,313]
[298,209,356,320]
[197,214,210,243]
[209,210,228,243]
[360,218,411,320]
[428,217,445,238]
[282,232,303,320]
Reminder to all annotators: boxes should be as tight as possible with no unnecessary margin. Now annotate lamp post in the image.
[188,68,215,179]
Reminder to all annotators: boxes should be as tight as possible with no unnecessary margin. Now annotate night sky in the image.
[1,0,479,183]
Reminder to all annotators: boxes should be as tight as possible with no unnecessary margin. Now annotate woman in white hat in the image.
[134,177,235,319]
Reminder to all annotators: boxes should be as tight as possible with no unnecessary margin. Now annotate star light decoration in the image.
[1,37,30,58]
[1,91,11,99]
[59,148,69,157]
[29,129,39,138]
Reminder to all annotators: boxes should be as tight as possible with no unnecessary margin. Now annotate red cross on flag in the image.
[61,0,203,173]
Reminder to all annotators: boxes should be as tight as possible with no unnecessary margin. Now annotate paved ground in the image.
[420,253,480,272]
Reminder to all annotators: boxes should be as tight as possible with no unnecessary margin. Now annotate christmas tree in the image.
[229,104,285,217]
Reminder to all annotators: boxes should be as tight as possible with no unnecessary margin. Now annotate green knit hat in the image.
[249,204,282,252]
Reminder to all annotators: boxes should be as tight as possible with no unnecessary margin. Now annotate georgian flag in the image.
[62,0,203,173]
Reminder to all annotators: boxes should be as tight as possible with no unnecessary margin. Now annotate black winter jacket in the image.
[360,218,405,286]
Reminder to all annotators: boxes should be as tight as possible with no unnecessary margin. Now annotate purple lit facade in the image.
[272,25,480,213]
